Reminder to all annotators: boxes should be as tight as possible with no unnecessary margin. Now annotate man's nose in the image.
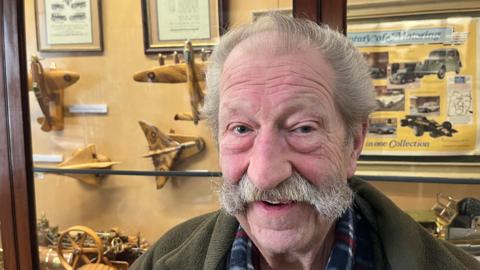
[247,130,292,190]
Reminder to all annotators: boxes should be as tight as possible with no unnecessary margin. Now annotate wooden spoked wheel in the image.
[57,226,104,270]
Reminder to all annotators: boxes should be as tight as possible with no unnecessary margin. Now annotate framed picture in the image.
[35,0,103,52]
[141,0,225,54]
[345,0,480,167]
[251,8,292,22]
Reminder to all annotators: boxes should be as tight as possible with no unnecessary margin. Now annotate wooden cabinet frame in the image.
[0,0,38,269]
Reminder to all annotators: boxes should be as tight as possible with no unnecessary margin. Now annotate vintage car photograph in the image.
[400,115,457,138]
[371,66,387,79]
[418,101,440,113]
[364,52,389,79]
[375,87,405,111]
[415,48,462,79]
[410,96,441,116]
[368,118,397,136]
[390,68,416,84]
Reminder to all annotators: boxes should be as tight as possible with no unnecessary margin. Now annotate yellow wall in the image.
[25,0,480,248]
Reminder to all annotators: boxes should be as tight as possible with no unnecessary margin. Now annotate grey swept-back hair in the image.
[203,12,376,142]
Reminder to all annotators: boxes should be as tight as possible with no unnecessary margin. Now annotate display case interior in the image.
[13,0,480,267]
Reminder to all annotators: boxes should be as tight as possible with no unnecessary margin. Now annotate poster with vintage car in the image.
[348,18,479,156]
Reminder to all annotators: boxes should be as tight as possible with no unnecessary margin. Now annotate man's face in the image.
[218,43,362,254]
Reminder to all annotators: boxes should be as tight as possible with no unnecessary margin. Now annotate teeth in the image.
[264,200,292,205]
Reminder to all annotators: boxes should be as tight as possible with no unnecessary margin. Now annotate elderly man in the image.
[131,13,480,270]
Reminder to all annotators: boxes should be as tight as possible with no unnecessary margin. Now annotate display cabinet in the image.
[0,0,348,268]
[1,0,480,268]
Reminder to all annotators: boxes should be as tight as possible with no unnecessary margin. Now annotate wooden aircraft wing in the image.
[58,144,98,167]
[151,145,179,189]
[142,145,181,158]
[133,64,188,83]
[133,63,206,83]
[44,70,80,90]
[139,121,179,151]
[59,161,120,169]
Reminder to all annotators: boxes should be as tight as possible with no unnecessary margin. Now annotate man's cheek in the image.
[220,153,249,184]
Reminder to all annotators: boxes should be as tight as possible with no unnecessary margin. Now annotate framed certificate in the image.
[141,0,226,54]
[35,0,103,52]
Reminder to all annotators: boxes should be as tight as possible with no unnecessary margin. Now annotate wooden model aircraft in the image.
[133,41,207,124]
[139,120,205,189]
[57,144,119,186]
[29,55,80,132]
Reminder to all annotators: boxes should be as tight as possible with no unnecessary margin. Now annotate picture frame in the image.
[141,0,225,54]
[345,1,480,165]
[251,8,292,22]
[35,0,103,52]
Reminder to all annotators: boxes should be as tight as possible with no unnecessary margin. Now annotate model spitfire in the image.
[57,144,119,186]
[133,41,207,124]
[29,55,80,131]
[139,120,205,189]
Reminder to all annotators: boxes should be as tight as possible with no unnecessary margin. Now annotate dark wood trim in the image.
[319,0,347,34]
[0,2,20,268]
[293,0,319,22]
[0,1,19,269]
[293,0,347,35]
[219,0,229,35]
[1,0,38,269]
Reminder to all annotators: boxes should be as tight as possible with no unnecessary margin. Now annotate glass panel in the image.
[24,0,291,268]
[347,0,480,258]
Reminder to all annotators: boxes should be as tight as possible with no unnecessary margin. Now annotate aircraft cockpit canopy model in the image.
[139,120,205,189]
[133,41,208,124]
[29,55,80,131]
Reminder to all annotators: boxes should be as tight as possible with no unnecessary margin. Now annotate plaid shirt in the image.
[226,206,374,270]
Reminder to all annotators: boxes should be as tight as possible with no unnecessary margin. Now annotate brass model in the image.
[29,55,80,131]
[133,41,207,124]
[432,193,458,239]
[57,226,137,270]
[37,216,147,270]
[139,120,205,189]
[57,226,105,270]
[57,144,119,186]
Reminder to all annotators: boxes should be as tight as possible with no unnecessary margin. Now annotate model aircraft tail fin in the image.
[37,116,61,132]
[152,156,176,189]
[155,175,170,189]
[139,121,178,151]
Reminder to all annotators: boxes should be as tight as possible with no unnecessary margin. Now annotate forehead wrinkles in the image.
[220,56,335,99]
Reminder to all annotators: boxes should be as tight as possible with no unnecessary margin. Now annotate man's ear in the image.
[346,122,368,179]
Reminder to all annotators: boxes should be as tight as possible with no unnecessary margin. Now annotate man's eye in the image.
[233,125,251,134]
[294,126,314,133]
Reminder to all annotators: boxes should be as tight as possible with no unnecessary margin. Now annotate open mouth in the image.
[262,200,295,206]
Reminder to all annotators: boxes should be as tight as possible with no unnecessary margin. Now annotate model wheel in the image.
[430,130,440,138]
[416,73,424,78]
[413,126,424,136]
[401,78,406,84]
[437,66,446,79]
[57,226,104,270]
[377,129,383,134]
[442,121,452,130]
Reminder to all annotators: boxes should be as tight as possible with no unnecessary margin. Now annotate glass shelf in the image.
[33,167,480,184]
[33,167,222,177]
